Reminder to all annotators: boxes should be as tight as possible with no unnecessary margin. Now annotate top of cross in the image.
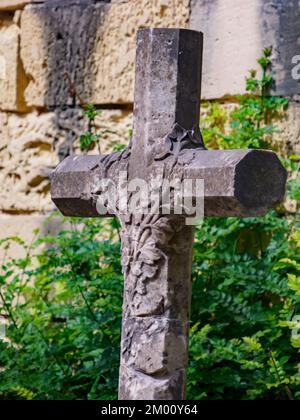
[130,28,203,172]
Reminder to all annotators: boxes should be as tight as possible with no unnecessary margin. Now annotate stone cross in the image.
[51,28,287,400]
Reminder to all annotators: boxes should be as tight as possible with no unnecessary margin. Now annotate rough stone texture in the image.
[51,28,287,400]
[92,0,190,104]
[190,0,300,99]
[51,149,287,218]
[3,0,300,109]
[121,318,188,374]
[0,215,44,259]
[0,214,70,259]
[118,216,193,400]
[0,0,298,234]
[0,108,131,213]
[51,28,204,400]
[20,0,190,108]
[190,0,261,99]
[119,365,186,400]
[274,98,300,154]
[131,28,203,175]
[0,14,28,111]
[20,2,106,108]
[201,99,300,155]
[261,0,300,97]
[0,1,110,12]
[0,1,43,11]
[0,111,70,213]
[93,108,132,154]
[0,95,295,217]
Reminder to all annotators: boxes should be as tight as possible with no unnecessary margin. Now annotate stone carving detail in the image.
[120,213,185,318]
[96,125,200,323]
[116,146,193,384]
[155,123,206,164]
[121,317,187,375]
[114,122,199,394]
[94,123,205,196]
[119,211,191,394]
[100,137,132,176]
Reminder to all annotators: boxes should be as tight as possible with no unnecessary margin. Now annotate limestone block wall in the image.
[0,0,299,249]
[191,0,300,99]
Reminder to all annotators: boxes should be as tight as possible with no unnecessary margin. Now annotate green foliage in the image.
[188,209,300,400]
[83,103,100,122]
[0,219,123,400]
[80,131,101,152]
[187,49,300,400]
[0,51,299,400]
[79,104,116,153]
[202,48,288,150]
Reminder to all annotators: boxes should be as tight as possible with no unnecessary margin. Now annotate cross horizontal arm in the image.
[182,148,286,216]
[51,154,115,217]
[51,148,286,218]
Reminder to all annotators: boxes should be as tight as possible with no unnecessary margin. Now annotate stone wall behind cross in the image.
[0,0,299,253]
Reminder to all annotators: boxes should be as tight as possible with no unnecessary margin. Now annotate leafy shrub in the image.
[0,219,123,400]
[0,50,299,400]
[189,208,299,400]
[188,48,300,400]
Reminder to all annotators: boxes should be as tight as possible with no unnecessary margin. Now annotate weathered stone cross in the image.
[51,29,286,400]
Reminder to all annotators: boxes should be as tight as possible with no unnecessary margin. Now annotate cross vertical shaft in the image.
[119,29,203,400]
[119,217,194,400]
[130,28,203,176]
